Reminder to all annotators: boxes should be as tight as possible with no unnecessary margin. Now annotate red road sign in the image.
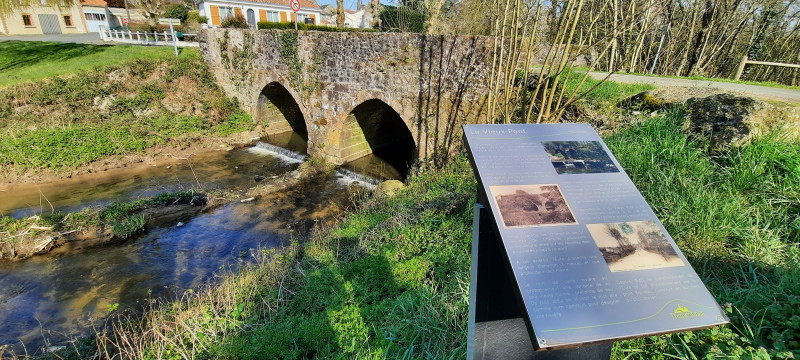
[122,17,129,25]
[290,0,300,12]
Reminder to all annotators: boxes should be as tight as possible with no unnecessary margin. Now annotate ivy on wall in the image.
[271,30,325,105]
[217,30,256,89]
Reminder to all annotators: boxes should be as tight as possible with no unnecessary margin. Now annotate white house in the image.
[198,0,321,28]
[344,8,372,28]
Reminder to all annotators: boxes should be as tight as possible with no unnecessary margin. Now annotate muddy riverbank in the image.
[0,164,326,261]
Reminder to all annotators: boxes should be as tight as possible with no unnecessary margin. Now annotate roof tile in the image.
[245,0,320,10]
[81,0,108,6]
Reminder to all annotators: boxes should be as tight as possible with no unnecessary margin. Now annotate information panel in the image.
[463,123,728,349]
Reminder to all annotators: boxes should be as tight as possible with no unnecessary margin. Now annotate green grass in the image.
[606,110,799,359]
[0,41,194,87]
[49,110,799,359]
[0,52,256,173]
[561,69,656,104]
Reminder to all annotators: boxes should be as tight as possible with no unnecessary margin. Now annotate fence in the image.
[734,55,800,80]
[98,25,199,47]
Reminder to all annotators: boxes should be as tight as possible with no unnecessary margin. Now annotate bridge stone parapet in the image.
[199,29,492,169]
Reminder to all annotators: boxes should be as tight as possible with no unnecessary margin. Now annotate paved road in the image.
[588,71,800,103]
[0,33,104,44]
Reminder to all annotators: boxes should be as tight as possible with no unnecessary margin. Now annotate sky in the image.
[314,0,397,11]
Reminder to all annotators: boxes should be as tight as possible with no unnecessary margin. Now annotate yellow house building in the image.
[0,2,88,35]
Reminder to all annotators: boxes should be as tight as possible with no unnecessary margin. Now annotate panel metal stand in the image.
[468,203,612,360]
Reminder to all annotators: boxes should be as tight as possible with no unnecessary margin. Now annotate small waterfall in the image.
[335,168,382,190]
[248,142,306,164]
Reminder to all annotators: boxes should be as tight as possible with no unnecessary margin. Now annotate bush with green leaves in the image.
[162,4,189,22]
[257,21,378,32]
[221,14,249,29]
[379,5,426,33]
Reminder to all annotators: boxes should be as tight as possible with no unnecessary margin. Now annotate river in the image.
[0,132,401,354]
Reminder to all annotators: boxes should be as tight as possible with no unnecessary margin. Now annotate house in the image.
[81,0,115,32]
[318,4,335,26]
[198,0,321,28]
[344,8,371,28]
[0,1,88,35]
[343,0,376,29]
[81,0,148,32]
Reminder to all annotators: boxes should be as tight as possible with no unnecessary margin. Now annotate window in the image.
[266,10,279,22]
[84,12,106,21]
[218,6,234,20]
[63,15,73,26]
[296,14,308,23]
[22,14,33,26]
[40,0,48,5]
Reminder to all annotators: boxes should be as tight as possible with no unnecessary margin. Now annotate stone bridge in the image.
[199,29,492,175]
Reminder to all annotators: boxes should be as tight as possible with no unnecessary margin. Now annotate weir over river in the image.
[0,132,397,353]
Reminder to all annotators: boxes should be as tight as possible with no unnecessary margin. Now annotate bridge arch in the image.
[256,81,308,141]
[340,98,417,179]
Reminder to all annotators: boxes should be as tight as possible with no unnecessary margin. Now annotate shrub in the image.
[162,4,189,22]
[379,5,426,33]
[256,21,378,32]
[221,14,249,29]
[187,11,208,24]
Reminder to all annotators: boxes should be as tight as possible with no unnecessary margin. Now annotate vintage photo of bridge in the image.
[588,221,684,272]
[490,184,577,228]
[542,141,620,174]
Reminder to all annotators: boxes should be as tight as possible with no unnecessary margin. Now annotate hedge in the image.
[256,21,378,32]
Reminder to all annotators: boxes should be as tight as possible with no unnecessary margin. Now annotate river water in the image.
[0,132,399,354]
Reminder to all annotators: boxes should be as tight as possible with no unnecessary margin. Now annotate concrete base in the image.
[468,203,612,360]
[473,318,612,360]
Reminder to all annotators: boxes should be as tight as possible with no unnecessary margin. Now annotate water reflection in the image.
[0,135,306,219]
[0,170,353,351]
[0,131,404,354]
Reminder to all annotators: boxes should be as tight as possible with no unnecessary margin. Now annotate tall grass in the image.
[606,109,800,359]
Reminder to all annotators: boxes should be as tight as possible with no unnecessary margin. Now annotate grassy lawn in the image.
[0,44,255,176]
[0,41,194,87]
[50,109,798,359]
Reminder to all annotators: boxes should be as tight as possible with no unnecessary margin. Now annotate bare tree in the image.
[371,0,381,28]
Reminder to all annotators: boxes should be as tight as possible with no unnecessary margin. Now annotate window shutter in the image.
[210,5,220,25]
[290,12,294,22]
[259,9,266,22]
[234,7,242,18]
[280,11,286,22]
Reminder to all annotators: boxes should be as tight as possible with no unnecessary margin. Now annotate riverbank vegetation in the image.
[0,43,260,182]
[34,108,798,359]
[0,191,206,261]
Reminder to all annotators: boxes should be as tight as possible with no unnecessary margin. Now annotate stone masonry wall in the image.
[199,29,493,165]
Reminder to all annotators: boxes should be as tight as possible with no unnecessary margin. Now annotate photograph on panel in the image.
[490,184,577,228]
[542,141,620,174]
[587,221,684,272]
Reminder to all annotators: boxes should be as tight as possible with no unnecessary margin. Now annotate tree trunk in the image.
[370,0,380,28]
[337,0,345,28]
